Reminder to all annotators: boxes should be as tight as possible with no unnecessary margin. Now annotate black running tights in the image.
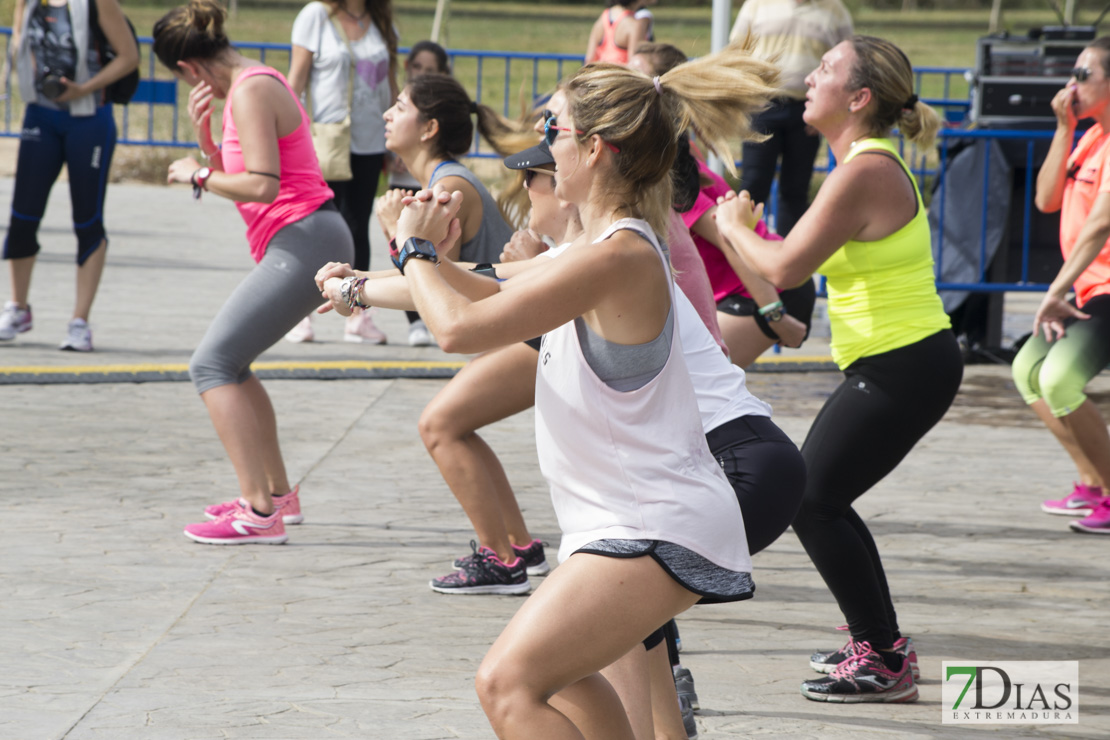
[793,330,963,650]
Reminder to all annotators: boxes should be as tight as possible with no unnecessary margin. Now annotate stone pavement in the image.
[1,180,1108,739]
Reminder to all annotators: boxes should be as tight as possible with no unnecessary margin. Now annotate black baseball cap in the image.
[503,141,554,170]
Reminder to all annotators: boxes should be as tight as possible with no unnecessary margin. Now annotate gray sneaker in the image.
[60,318,92,352]
[673,664,699,711]
[679,694,698,739]
[0,301,32,340]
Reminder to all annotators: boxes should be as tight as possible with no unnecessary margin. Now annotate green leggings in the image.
[1012,294,1110,418]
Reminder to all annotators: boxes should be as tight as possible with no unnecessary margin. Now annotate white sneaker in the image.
[284,316,315,343]
[408,318,435,347]
[344,310,387,344]
[0,301,32,340]
[60,318,92,351]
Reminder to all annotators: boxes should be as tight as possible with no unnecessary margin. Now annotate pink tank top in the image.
[221,66,334,262]
[595,7,633,65]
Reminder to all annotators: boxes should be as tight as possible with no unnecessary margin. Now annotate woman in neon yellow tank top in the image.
[718,35,963,704]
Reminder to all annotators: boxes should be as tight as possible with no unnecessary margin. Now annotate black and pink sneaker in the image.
[801,642,918,703]
[453,538,550,576]
[434,541,530,595]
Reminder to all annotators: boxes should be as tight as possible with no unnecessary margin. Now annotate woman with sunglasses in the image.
[375,73,513,269]
[1012,38,1110,534]
[327,42,778,737]
[717,36,961,703]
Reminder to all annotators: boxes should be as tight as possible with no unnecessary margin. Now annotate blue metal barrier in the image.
[0,29,1058,295]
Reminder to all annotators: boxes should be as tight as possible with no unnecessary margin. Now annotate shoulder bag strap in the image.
[327,13,356,118]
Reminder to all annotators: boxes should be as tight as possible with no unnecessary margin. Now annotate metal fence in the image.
[0,32,1059,294]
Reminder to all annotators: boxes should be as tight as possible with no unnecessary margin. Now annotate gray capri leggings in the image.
[190,207,354,394]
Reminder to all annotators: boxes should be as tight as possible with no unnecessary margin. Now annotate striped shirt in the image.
[730,0,853,99]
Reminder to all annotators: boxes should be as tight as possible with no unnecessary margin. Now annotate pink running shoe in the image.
[204,485,303,525]
[801,642,918,703]
[1042,482,1105,516]
[184,502,287,545]
[1069,498,1110,534]
[344,309,387,344]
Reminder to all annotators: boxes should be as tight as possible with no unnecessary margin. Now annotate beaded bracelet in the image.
[347,277,371,311]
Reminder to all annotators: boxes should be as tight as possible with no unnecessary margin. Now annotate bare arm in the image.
[54,0,139,103]
[625,16,650,58]
[11,0,24,58]
[287,44,313,98]
[1035,86,1078,214]
[1033,192,1110,339]
[584,16,603,63]
[693,207,780,305]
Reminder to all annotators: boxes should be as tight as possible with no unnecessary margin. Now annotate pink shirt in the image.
[681,161,781,302]
[221,66,334,262]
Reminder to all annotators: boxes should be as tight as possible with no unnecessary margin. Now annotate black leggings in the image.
[328,151,384,271]
[793,329,962,650]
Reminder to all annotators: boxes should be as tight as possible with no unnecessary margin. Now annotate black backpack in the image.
[88,0,140,105]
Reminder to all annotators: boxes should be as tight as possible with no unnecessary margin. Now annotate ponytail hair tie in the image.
[653,76,664,95]
[902,94,919,111]
[470,101,479,115]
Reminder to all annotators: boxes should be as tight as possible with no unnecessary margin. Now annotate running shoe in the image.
[454,538,550,576]
[204,485,304,525]
[800,642,918,703]
[60,318,92,351]
[432,541,530,595]
[1069,498,1110,534]
[284,316,315,343]
[184,501,288,545]
[679,693,698,739]
[1042,482,1105,516]
[344,310,387,344]
[407,318,435,347]
[674,664,699,711]
[811,634,919,679]
[0,301,31,340]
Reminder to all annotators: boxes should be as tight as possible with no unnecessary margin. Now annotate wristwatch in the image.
[757,300,785,323]
[192,166,212,199]
[396,237,438,275]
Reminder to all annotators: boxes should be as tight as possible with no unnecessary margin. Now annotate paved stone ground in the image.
[1,181,1108,739]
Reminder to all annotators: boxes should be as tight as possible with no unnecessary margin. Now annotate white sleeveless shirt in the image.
[535,219,752,571]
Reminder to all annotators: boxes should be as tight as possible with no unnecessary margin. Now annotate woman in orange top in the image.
[1014,37,1110,534]
[584,0,651,65]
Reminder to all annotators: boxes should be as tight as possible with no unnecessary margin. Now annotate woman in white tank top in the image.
[324,43,778,739]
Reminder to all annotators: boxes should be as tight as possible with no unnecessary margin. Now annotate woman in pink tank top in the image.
[584,0,651,65]
[153,0,354,546]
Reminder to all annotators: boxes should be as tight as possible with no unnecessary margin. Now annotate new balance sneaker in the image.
[453,538,550,576]
[432,541,530,595]
[59,318,92,351]
[204,485,304,525]
[0,301,31,340]
[184,502,288,545]
[678,693,698,740]
[1069,498,1110,534]
[407,318,435,347]
[673,664,699,711]
[1042,482,1105,516]
[800,643,918,703]
[344,309,386,344]
[811,634,920,679]
[284,316,315,343]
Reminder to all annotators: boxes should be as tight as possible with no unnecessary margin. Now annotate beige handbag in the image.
[309,14,355,181]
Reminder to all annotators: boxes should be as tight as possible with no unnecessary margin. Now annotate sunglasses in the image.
[1072,67,1093,82]
[524,168,554,189]
[543,115,620,153]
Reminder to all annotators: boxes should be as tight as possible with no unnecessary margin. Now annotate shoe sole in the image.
[184,531,288,545]
[800,684,919,703]
[344,334,386,345]
[1069,522,1110,534]
[1043,504,1095,516]
[429,580,531,595]
[526,560,550,576]
[204,511,303,525]
[677,691,700,712]
[811,659,920,680]
[60,344,93,352]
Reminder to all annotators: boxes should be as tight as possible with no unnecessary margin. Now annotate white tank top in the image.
[535,218,752,571]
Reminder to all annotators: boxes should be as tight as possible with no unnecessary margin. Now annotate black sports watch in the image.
[396,237,438,275]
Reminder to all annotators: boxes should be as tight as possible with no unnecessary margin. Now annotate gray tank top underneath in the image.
[575,308,674,392]
[429,161,514,265]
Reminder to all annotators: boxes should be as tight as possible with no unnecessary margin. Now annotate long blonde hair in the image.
[564,37,778,235]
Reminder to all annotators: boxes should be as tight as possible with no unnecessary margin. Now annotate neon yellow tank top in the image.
[818,138,950,369]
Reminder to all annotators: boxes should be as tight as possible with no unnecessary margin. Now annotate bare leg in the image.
[9,255,34,307]
[1030,399,1103,487]
[716,312,776,369]
[646,642,687,740]
[476,553,701,739]
[73,240,107,321]
[200,375,289,514]
[599,645,655,740]
[1062,399,1110,488]
[418,343,538,563]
